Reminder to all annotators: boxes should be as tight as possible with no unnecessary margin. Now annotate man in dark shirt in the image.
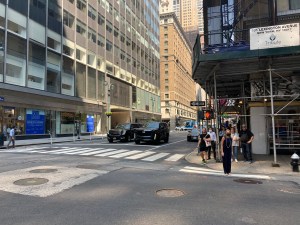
[239,124,254,163]
[197,128,211,164]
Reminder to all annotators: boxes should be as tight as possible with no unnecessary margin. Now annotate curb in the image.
[0,136,106,149]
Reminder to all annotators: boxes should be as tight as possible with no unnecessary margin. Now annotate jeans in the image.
[233,146,239,160]
[7,136,15,148]
[208,141,216,159]
[241,142,252,161]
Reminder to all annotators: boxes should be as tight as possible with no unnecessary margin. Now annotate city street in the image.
[0,132,299,225]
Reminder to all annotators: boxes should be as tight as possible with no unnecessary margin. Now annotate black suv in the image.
[134,122,169,144]
[107,123,142,143]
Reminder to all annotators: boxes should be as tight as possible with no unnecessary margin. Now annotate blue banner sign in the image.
[86,115,94,133]
[0,96,4,101]
[26,110,45,134]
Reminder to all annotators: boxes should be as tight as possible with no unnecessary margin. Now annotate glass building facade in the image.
[0,0,161,137]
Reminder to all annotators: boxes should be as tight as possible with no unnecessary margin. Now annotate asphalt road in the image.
[0,131,299,225]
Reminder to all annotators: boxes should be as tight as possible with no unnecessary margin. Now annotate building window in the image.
[106,21,113,33]
[76,62,86,98]
[98,13,105,26]
[88,5,96,20]
[63,11,75,28]
[88,28,97,43]
[47,51,61,94]
[97,34,105,47]
[76,20,86,36]
[290,0,300,9]
[114,27,119,38]
[165,94,169,99]
[76,0,86,12]
[106,40,113,52]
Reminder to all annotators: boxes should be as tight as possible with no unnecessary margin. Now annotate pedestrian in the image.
[208,127,217,160]
[7,126,15,149]
[239,124,254,163]
[197,128,211,164]
[231,127,240,162]
[221,128,232,175]
[219,126,225,142]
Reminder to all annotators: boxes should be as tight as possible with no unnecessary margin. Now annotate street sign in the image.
[190,101,205,107]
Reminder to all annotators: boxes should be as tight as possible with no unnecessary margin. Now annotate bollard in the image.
[290,153,299,172]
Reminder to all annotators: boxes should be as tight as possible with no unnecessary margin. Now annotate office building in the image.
[0,0,161,138]
[160,12,196,130]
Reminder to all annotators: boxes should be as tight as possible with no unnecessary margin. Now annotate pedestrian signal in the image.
[204,110,214,120]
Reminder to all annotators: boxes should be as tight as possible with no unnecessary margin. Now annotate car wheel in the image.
[187,136,191,142]
[108,138,113,143]
[135,140,140,144]
[124,135,129,142]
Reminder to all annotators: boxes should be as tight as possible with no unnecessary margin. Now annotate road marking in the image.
[180,166,271,179]
[142,153,170,162]
[95,149,128,157]
[109,150,142,158]
[78,148,117,155]
[50,148,92,154]
[78,148,111,156]
[125,151,156,159]
[2,147,47,152]
[165,154,185,162]
[147,139,187,150]
[64,148,104,155]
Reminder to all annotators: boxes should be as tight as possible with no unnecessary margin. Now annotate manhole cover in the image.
[76,164,101,169]
[14,178,49,186]
[234,178,263,184]
[29,169,58,173]
[156,189,185,198]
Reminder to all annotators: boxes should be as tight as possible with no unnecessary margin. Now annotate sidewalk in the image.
[185,148,298,176]
[1,134,107,148]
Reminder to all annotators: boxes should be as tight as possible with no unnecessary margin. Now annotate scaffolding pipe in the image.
[214,72,221,161]
[269,69,278,165]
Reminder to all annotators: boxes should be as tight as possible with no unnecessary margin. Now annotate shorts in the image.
[198,146,208,152]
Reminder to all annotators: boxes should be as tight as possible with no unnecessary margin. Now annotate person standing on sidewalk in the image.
[239,124,254,163]
[208,128,217,160]
[7,126,15,149]
[197,128,211,164]
[221,128,232,175]
[231,127,240,162]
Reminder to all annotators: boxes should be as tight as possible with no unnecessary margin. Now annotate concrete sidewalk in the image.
[186,148,298,176]
[2,134,107,148]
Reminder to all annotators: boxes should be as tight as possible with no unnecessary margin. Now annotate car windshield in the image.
[143,122,159,129]
[115,124,130,129]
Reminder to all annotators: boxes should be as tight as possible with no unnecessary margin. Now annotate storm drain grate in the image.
[156,189,185,198]
[234,178,263,184]
[29,169,58,173]
[13,178,49,186]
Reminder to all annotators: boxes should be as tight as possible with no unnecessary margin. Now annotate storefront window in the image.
[0,107,25,136]
[60,112,75,134]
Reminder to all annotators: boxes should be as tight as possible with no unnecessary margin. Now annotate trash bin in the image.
[0,133,4,146]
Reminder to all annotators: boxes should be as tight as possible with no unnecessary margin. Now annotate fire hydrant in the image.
[290,153,299,172]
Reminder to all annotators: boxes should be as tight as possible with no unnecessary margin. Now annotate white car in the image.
[187,127,200,142]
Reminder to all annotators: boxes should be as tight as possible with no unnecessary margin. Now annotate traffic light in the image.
[203,110,214,120]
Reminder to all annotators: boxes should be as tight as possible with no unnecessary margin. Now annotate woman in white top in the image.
[231,127,240,162]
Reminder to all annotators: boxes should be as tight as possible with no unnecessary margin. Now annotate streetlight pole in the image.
[150,97,155,120]
[104,81,114,131]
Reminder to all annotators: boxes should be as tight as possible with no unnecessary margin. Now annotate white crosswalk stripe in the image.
[95,149,128,157]
[109,150,142,158]
[125,151,156,159]
[1,146,186,163]
[142,153,170,162]
[78,148,117,155]
[165,154,185,162]
[180,166,271,179]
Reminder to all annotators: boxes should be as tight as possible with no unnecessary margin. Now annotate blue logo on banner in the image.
[26,110,45,134]
[86,115,94,133]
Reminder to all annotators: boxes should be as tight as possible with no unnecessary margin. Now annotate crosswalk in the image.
[180,166,271,179]
[1,146,185,163]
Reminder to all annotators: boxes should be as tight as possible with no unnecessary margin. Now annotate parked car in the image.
[175,126,184,131]
[107,123,142,143]
[187,127,200,142]
[134,122,169,144]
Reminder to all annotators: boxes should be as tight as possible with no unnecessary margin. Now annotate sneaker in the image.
[235,159,238,162]
[249,160,254,164]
